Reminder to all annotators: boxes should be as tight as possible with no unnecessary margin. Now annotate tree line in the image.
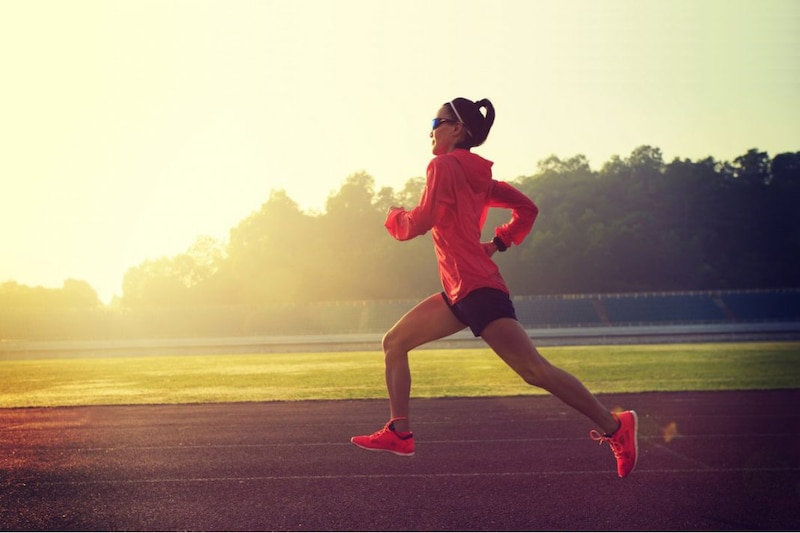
[3,146,799,310]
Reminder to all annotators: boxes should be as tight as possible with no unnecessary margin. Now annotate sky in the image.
[1,0,798,304]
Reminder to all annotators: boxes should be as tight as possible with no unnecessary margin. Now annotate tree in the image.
[733,148,771,185]
[536,154,593,177]
[318,172,403,299]
[60,279,100,308]
[227,189,315,303]
[118,145,800,308]
[770,152,800,186]
[121,236,225,307]
[0,279,99,308]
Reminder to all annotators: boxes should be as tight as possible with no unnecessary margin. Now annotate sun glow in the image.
[1,0,797,303]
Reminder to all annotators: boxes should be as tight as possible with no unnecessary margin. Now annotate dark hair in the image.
[447,97,495,149]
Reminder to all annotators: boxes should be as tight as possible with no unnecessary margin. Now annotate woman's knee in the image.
[516,353,554,388]
[382,328,408,361]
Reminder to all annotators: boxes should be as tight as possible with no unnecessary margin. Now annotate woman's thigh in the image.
[383,293,466,353]
[480,317,548,378]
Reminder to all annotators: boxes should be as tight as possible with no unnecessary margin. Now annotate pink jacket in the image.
[385,149,538,303]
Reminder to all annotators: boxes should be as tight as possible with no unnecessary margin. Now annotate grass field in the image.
[2,341,799,408]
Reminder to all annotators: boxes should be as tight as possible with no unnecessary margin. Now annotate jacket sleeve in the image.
[488,180,539,247]
[385,159,455,241]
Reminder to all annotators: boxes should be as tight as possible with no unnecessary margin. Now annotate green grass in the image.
[2,342,799,408]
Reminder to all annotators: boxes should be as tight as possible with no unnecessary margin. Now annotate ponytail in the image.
[474,99,495,146]
[448,97,495,149]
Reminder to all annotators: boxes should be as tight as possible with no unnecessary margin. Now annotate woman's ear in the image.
[452,122,469,145]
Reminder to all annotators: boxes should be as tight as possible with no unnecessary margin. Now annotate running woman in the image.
[351,98,638,477]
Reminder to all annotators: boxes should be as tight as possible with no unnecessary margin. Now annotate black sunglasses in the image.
[431,117,457,130]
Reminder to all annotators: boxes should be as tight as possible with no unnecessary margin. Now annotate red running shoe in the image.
[351,418,415,457]
[591,410,638,477]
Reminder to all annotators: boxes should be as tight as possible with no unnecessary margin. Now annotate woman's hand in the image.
[481,241,498,257]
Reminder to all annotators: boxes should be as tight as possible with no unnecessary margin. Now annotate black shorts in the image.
[441,288,518,337]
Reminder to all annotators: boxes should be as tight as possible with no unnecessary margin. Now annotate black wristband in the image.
[492,236,508,252]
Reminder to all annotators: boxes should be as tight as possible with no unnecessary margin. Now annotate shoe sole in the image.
[627,410,639,476]
[350,438,415,457]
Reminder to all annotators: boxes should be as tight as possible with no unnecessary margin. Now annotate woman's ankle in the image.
[390,416,410,433]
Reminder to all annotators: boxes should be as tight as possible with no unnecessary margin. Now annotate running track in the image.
[1,390,799,531]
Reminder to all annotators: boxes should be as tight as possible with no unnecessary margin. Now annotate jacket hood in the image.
[448,149,494,194]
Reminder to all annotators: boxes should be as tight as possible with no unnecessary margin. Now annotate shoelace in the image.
[369,425,390,441]
[369,422,412,442]
[590,429,624,458]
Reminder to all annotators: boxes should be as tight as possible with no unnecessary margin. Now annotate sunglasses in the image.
[431,117,457,131]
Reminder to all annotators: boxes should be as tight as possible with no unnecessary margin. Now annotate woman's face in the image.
[430,105,465,156]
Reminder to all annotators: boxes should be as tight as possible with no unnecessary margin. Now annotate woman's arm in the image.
[488,181,539,249]
[385,160,455,241]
